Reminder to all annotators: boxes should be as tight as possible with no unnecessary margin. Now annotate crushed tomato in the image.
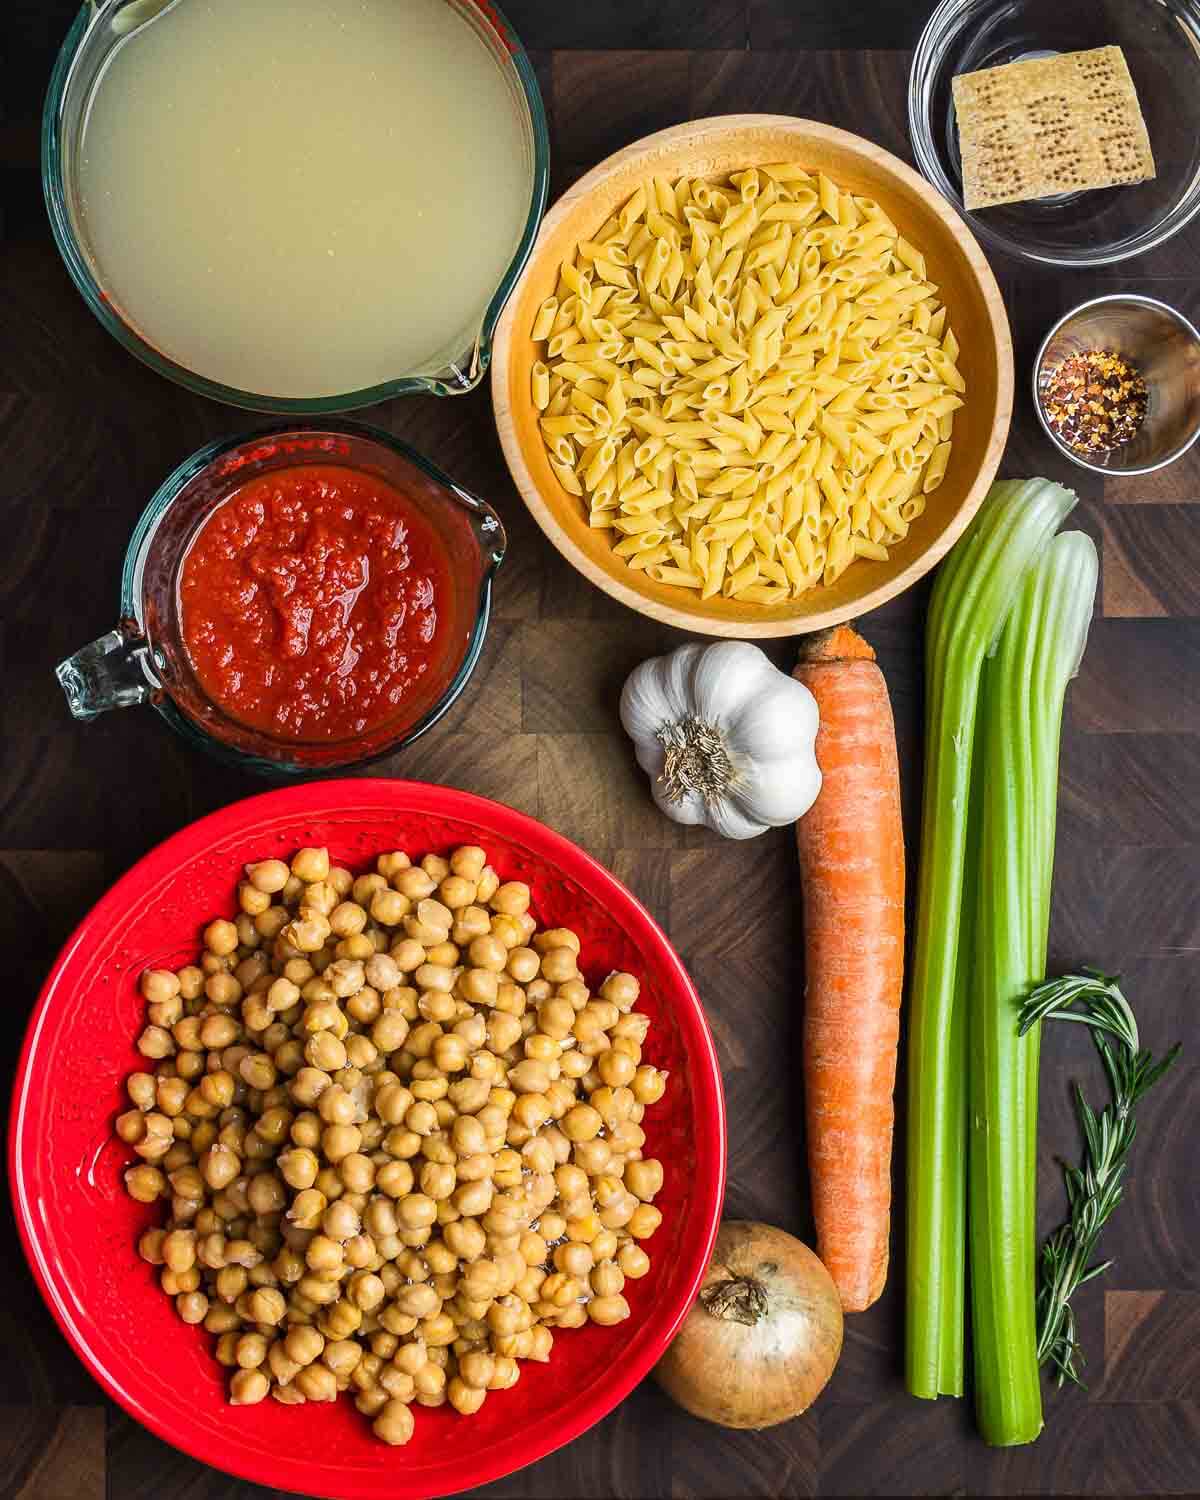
[180,465,455,743]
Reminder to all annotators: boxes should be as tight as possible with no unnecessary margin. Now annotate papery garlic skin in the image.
[620,641,821,840]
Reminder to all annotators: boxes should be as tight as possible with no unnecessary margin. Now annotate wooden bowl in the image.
[492,115,1013,637]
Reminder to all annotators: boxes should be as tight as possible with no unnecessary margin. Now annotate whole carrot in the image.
[793,625,905,1312]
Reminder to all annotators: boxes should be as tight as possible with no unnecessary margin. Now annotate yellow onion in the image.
[654,1221,843,1428]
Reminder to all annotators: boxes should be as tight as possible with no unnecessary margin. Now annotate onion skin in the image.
[654,1221,843,1429]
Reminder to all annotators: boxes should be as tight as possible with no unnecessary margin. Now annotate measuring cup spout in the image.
[56,625,159,721]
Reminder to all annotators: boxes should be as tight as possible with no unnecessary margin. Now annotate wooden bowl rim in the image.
[492,114,1014,637]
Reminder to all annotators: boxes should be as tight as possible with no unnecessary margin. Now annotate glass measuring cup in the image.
[43,0,549,412]
[56,423,507,774]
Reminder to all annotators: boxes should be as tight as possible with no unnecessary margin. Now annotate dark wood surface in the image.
[4,3,1199,1497]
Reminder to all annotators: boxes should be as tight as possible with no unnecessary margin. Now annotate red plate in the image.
[9,780,725,1498]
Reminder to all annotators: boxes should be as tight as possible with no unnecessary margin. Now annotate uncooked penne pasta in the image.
[528,162,963,604]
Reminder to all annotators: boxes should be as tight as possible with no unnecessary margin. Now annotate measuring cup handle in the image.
[56,627,158,721]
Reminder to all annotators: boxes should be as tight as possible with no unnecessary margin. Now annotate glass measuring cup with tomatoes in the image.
[56,423,506,772]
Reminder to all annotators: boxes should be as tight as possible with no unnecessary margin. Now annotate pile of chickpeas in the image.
[116,843,668,1444]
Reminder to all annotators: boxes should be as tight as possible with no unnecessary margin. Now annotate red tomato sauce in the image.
[180,465,455,743]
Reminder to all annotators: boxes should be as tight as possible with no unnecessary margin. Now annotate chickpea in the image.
[539,948,578,985]
[336,934,375,962]
[303,1032,345,1074]
[405,915,450,948]
[454,967,496,1010]
[140,968,181,1006]
[588,1293,631,1326]
[323,960,363,1000]
[137,1025,175,1060]
[628,1203,662,1240]
[465,933,505,974]
[288,1188,327,1230]
[566,1211,603,1245]
[419,1162,457,1201]
[115,1108,147,1144]
[319,1298,363,1340]
[347,1270,386,1311]
[486,1013,523,1056]
[200,919,237,958]
[397,1193,437,1230]
[432,874,472,911]
[246,1174,286,1215]
[632,1065,667,1105]
[537,997,576,1041]
[289,847,329,883]
[339,1152,376,1193]
[243,859,287,894]
[240,1053,277,1091]
[624,1158,664,1202]
[322,1124,362,1162]
[597,1047,637,1089]
[134,1228,167,1267]
[436,847,481,886]
[554,1241,594,1278]
[384,1127,421,1160]
[373,1398,415,1446]
[234,879,270,919]
[492,983,527,1020]
[506,1056,552,1095]
[589,1256,626,1297]
[572,1137,611,1176]
[561,1103,603,1142]
[608,1120,645,1157]
[318,1338,361,1380]
[199,1071,236,1110]
[406,1100,438,1136]
[253,906,289,942]
[292,1362,337,1402]
[126,1072,157,1110]
[168,1164,205,1201]
[442,1376,482,1415]
[373,1161,413,1201]
[227,1368,268,1406]
[418,1312,457,1348]
[485,881,527,918]
[484,914,520,952]
[451,906,491,945]
[263,1341,301,1386]
[247,1287,286,1325]
[322,1198,361,1242]
[432,1034,469,1074]
[231,1330,267,1369]
[282,1325,323,1367]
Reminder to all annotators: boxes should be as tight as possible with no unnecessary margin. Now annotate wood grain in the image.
[6,4,1200,1497]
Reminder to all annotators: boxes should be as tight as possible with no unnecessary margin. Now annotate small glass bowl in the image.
[909,0,1200,267]
[55,422,507,774]
[42,0,549,412]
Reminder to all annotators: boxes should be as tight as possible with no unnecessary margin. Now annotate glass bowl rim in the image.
[908,0,1200,269]
[41,0,550,412]
[122,418,505,775]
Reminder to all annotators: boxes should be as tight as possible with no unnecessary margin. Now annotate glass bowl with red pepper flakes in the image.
[1034,294,1200,476]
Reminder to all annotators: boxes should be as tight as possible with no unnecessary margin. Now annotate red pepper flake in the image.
[1042,348,1149,456]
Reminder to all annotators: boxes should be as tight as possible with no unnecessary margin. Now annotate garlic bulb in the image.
[619,641,821,840]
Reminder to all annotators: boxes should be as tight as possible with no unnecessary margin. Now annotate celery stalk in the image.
[906,479,1076,1401]
[969,531,1097,1445]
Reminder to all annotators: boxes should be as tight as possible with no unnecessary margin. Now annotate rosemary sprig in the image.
[1018,969,1181,1388]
